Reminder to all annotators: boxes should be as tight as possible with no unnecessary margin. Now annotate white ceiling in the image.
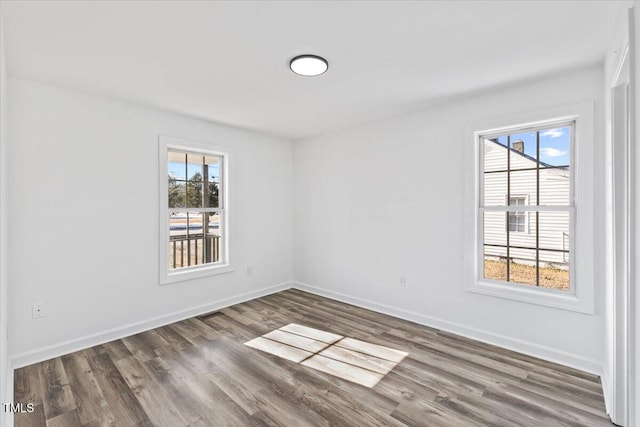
[1,1,620,140]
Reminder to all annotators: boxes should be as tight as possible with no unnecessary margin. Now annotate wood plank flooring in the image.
[14,289,613,426]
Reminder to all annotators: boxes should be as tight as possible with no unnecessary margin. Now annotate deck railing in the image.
[170,233,220,269]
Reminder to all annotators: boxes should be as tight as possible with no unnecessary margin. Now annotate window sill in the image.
[160,264,234,285]
[466,280,593,314]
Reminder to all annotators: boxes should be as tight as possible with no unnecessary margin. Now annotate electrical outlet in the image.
[399,276,406,287]
[246,266,253,276]
[32,303,45,319]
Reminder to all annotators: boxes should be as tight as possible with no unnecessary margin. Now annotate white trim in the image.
[10,281,292,369]
[629,7,638,424]
[467,279,589,313]
[158,135,231,285]
[608,11,636,423]
[601,368,612,422]
[464,102,594,314]
[293,282,602,375]
[611,79,630,426]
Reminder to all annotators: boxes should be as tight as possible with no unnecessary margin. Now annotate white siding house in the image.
[483,138,570,267]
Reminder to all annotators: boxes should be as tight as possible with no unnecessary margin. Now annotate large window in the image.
[159,136,230,284]
[480,122,573,291]
[465,103,594,313]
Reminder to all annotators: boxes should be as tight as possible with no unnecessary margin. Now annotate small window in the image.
[480,122,573,292]
[507,196,527,233]
[159,136,231,284]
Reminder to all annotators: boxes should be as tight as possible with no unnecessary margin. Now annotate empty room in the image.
[0,1,638,426]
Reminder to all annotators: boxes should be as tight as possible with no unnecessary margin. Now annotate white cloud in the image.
[540,147,567,157]
[541,128,564,138]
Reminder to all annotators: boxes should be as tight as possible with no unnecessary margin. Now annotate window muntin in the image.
[167,149,224,270]
[479,123,573,292]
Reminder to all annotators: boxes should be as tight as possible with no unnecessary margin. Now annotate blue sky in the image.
[496,126,570,166]
[168,161,220,181]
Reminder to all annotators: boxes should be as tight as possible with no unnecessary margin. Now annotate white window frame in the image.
[463,103,594,313]
[159,135,232,285]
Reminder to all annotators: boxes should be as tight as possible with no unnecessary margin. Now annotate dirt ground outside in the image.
[484,260,569,290]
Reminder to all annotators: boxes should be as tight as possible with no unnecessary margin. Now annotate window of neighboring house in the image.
[507,196,527,233]
[479,122,573,292]
[159,136,231,284]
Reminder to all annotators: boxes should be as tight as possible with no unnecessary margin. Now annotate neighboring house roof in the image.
[487,138,568,170]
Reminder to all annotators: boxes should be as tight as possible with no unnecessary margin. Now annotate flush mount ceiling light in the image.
[290,54,328,76]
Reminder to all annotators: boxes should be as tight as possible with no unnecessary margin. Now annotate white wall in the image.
[7,78,293,362]
[0,12,10,427]
[294,66,605,373]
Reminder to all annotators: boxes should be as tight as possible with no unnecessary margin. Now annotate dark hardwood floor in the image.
[14,289,613,426]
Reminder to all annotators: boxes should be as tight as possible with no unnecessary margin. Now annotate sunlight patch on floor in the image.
[244,323,408,388]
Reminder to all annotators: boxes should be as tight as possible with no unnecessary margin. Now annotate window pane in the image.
[538,211,570,276]
[483,211,507,281]
[483,171,507,206]
[205,155,221,181]
[538,211,569,253]
[168,212,220,269]
[168,180,185,208]
[539,126,570,167]
[186,212,203,236]
[508,131,537,171]
[484,252,507,281]
[168,151,186,180]
[207,211,221,233]
[187,153,204,181]
[509,197,524,206]
[186,182,203,208]
[507,197,527,233]
[539,250,570,290]
[483,137,507,206]
[483,211,506,247]
[204,212,221,264]
[539,126,570,206]
[483,137,507,172]
[195,212,216,266]
[204,182,220,208]
[169,212,188,269]
[205,155,222,208]
[169,211,188,236]
[509,170,537,205]
[507,248,537,286]
[508,212,526,233]
[539,166,570,206]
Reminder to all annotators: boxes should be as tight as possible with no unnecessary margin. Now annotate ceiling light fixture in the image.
[289,54,328,76]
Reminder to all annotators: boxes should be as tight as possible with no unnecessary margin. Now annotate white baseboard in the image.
[10,281,293,370]
[9,280,603,388]
[600,367,613,422]
[293,282,603,375]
